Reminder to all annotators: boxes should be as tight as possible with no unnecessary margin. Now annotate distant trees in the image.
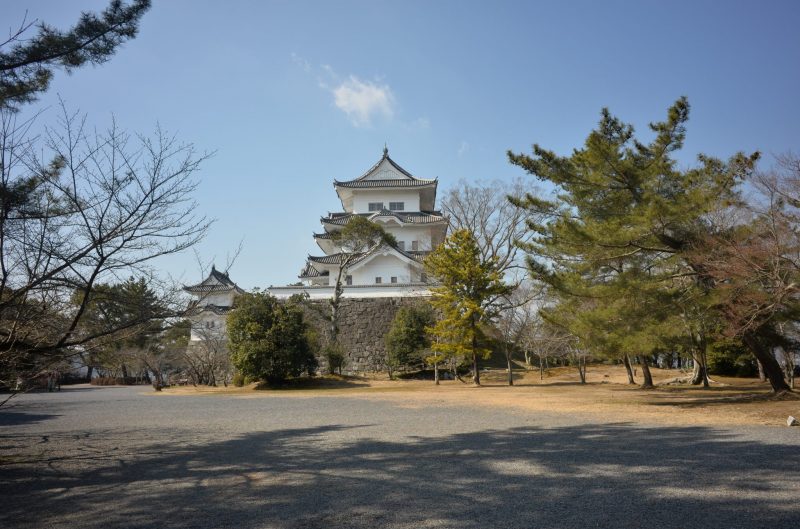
[425,229,511,386]
[1,0,151,110]
[385,303,434,379]
[227,292,317,384]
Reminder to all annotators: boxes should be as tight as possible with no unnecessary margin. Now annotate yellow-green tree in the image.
[424,229,511,386]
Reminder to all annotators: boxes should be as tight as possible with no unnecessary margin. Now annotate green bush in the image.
[227,292,318,384]
[324,343,346,375]
[232,372,245,387]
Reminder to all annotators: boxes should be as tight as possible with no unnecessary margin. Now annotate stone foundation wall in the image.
[297,297,431,374]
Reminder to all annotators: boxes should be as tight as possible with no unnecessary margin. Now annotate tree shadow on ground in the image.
[0,410,60,426]
[1,421,798,529]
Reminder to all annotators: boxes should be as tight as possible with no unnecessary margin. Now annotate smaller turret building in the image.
[183,266,244,342]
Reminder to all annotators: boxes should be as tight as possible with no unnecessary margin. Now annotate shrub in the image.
[227,292,318,384]
[323,343,346,375]
[232,372,246,387]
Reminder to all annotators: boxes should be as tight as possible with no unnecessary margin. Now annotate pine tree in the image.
[508,98,761,389]
[1,0,151,110]
[424,229,511,386]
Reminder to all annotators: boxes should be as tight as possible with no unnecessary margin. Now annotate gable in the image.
[362,159,413,181]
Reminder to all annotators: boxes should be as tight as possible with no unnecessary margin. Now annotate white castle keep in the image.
[269,147,448,299]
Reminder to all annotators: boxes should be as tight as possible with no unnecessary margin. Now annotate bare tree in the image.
[441,177,538,284]
[182,326,231,387]
[495,284,540,385]
[0,103,211,395]
[696,153,800,392]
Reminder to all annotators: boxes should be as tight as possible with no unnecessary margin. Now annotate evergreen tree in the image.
[424,229,511,386]
[227,292,317,384]
[385,304,434,379]
[508,98,760,389]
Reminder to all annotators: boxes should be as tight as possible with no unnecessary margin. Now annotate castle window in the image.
[346,275,353,285]
[397,241,405,250]
[375,277,382,284]
[390,276,397,284]
[411,240,419,251]
[368,202,385,212]
[389,202,404,211]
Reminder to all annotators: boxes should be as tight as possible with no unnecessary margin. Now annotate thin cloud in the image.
[291,56,397,127]
[290,52,311,72]
[458,140,469,157]
[332,76,395,127]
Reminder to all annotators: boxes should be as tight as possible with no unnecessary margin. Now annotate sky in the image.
[3,0,800,290]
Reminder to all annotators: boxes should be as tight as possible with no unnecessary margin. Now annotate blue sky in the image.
[4,0,800,289]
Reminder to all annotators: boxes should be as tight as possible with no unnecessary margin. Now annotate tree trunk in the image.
[85,365,94,382]
[756,359,766,382]
[539,356,544,381]
[743,333,790,393]
[780,348,795,390]
[506,351,514,386]
[576,356,586,384]
[471,320,480,386]
[640,356,654,389]
[434,361,439,385]
[623,354,635,384]
[690,347,710,388]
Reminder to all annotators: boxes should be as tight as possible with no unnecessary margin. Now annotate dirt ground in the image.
[162,365,800,428]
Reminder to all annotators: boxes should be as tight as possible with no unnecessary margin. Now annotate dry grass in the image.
[160,365,800,427]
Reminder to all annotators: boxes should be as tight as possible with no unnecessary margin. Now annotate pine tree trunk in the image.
[640,356,654,389]
[471,320,480,386]
[506,351,514,386]
[623,354,635,384]
[434,362,439,385]
[577,357,586,384]
[756,359,766,382]
[85,365,94,382]
[690,348,710,388]
[743,333,790,393]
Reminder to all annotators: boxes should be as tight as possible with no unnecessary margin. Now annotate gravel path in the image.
[1,385,799,529]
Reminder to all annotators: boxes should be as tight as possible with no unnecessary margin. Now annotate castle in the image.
[183,149,447,359]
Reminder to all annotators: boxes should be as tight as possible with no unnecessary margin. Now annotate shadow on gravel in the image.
[1,423,799,528]
[0,411,60,426]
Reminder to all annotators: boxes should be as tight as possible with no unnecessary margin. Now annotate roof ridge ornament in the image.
[383,143,388,157]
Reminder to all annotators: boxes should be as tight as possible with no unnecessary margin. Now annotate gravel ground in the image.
[1,385,799,529]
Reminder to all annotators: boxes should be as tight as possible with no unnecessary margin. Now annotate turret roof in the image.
[333,147,436,188]
[321,211,447,226]
[183,265,244,294]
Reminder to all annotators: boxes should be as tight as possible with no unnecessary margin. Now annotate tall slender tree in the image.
[425,229,511,386]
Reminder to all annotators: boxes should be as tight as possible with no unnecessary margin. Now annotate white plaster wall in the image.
[197,291,235,306]
[352,190,420,213]
[383,225,434,251]
[189,313,227,341]
[350,255,415,285]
